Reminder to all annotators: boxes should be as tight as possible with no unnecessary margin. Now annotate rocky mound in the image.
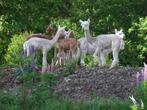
[55,66,142,100]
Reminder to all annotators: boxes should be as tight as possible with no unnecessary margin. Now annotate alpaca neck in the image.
[51,30,61,44]
[84,29,94,44]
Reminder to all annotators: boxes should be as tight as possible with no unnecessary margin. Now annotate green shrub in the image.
[120,17,147,66]
[4,32,28,66]
[50,18,83,38]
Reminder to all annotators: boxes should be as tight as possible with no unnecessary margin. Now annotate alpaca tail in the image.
[23,42,26,50]
[23,42,27,56]
[23,42,30,56]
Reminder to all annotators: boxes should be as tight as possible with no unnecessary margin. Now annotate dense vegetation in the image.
[0,0,146,66]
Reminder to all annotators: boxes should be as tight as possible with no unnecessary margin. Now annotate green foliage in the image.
[13,72,57,110]
[0,91,18,110]
[4,32,27,66]
[64,60,77,75]
[50,18,83,38]
[120,17,147,66]
[3,32,27,67]
[0,92,131,110]
[134,82,147,110]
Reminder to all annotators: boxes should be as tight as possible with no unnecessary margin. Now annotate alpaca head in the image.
[46,25,55,34]
[65,31,74,39]
[69,31,74,38]
[115,29,125,38]
[57,26,66,36]
[79,19,90,31]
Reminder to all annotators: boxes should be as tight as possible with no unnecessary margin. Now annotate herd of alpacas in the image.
[23,19,125,73]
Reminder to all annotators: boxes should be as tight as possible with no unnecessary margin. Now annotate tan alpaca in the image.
[23,26,66,73]
[46,25,80,65]
[56,38,80,64]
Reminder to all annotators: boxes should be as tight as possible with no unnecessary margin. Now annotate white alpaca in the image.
[78,37,95,65]
[23,26,65,73]
[78,37,110,66]
[79,19,125,68]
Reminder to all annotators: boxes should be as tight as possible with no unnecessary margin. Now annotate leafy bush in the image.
[4,32,27,66]
[120,17,147,66]
[50,18,83,38]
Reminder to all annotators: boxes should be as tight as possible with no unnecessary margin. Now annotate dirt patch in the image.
[55,66,142,100]
[0,67,17,90]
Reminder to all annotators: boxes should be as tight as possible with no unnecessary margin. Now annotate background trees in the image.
[0,0,146,66]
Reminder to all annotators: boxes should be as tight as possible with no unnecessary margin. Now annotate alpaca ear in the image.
[70,31,74,38]
[144,62,147,67]
[62,26,66,29]
[58,25,61,29]
[114,29,117,33]
[88,19,90,23]
[49,24,52,27]
[120,28,123,32]
[79,19,83,23]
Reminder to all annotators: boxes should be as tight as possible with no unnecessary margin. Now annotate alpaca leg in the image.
[63,51,66,65]
[71,48,77,62]
[101,49,111,66]
[80,52,86,66]
[93,47,101,66]
[41,49,48,73]
[54,48,57,61]
[100,52,106,66]
[26,46,30,57]
[110,48,119,68]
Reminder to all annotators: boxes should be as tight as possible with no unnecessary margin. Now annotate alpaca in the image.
[46,25,80,65]
[23,26,66,73]
[144,63,147,81]
[79,19,125,68]
[56,37,80,64]
[78,37,110,66]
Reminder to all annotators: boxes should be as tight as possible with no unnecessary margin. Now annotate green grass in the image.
[0,90,131,110]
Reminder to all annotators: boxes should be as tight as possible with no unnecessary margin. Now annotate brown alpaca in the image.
[46,25,80,65]
[56,38,80,64]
